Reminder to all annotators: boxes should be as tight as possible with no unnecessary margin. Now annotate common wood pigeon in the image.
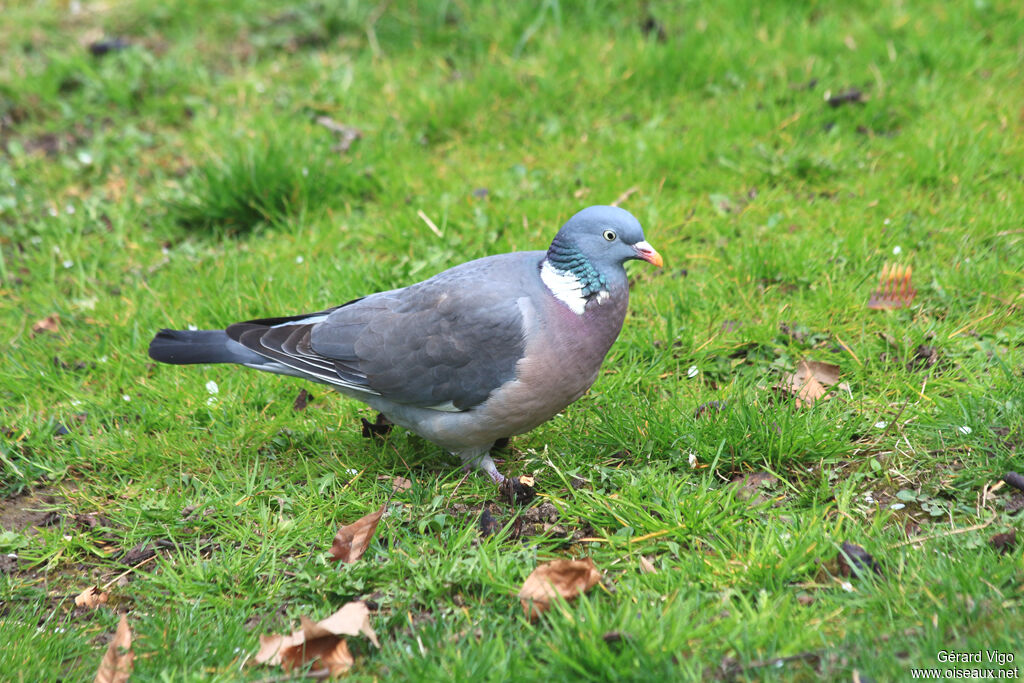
[149,205,662,484]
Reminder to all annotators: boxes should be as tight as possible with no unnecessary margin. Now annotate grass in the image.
[1,0,1022,679]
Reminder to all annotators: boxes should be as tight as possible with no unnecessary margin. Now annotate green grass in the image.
[2,0,1023,680]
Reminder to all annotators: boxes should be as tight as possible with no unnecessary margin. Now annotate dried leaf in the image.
[284,637,353,676]
[94,614,133,683]
[390,476,412,492]
[292,389,310,411]
[779,359,841,407]
[329,506,384,564]
[360,413,392,439]
[254,601,378,676]
[837,541,882,577]
[989,531,1016,555]
[311,601,380,648]
[518,558,602,621]
[867,263,916,309]
[499,476,536,505]
[75,585,109,609]
[638,555,657,574]
[478,509,501,537]
[32,314,61,336]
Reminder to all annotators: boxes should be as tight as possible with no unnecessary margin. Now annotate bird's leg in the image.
[457,447,505,484]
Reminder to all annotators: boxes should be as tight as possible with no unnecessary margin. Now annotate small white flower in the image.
[892,245,902,255]
[65,204,75,215]
[295,255,304,264]
[187,324,198,331]
[883,218,891,225]
[48,206,58,217]
[6,553,17,559]
[840,581,854,593]
[345,468,358,476]
[62,259,74,269]
[874,421,887,429]
[687,365,699,378]
[687,451,698,468]
[205,380,219,395]
[77,151,93,165]
[301,167,309,177]
[98,355,108,363]
[889,503,905,510]
[161,246,170,255]
[958,425,972,435]
[122,394,131,402]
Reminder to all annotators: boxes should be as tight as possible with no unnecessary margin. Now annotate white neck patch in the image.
[540,259,588,315]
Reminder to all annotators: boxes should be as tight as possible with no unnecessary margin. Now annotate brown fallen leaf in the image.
[638,555,657,574]
[329,505,384,564]
[779,359,841,407]
[518,558,602,621]
[989,531,1016,555]
[868,263,916,310]
[254,601,379,676]
[377,475,411,492]
[292,388,311,411]
[94,614,133,683]
[32,314,61,336]
[75,585,110,609]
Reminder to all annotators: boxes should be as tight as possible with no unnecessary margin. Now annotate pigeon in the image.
[148,205,662,484]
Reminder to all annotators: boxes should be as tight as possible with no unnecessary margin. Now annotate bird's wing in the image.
[226,253,540,410]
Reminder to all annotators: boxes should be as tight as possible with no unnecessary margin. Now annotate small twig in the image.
[610,186,639,207]
[416,209,443,237]
[101,553,158,590]
[888,517,996,549]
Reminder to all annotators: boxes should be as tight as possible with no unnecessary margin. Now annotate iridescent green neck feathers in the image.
[546,238,606,297]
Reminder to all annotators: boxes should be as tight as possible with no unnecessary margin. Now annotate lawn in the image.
[1,0,1022,680]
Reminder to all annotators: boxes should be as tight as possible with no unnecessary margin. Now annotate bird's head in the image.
[549,205,663,272]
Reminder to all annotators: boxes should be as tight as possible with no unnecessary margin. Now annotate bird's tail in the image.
[148,329,267,366]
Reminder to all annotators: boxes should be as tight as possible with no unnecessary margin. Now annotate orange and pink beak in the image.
[632,241,664,268]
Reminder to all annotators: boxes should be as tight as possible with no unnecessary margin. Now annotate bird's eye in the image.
[602,230,616,241]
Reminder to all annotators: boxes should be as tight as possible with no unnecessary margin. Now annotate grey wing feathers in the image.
[225,254,534,410]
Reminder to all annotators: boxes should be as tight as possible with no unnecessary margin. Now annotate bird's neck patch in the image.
[541,243,609,315]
